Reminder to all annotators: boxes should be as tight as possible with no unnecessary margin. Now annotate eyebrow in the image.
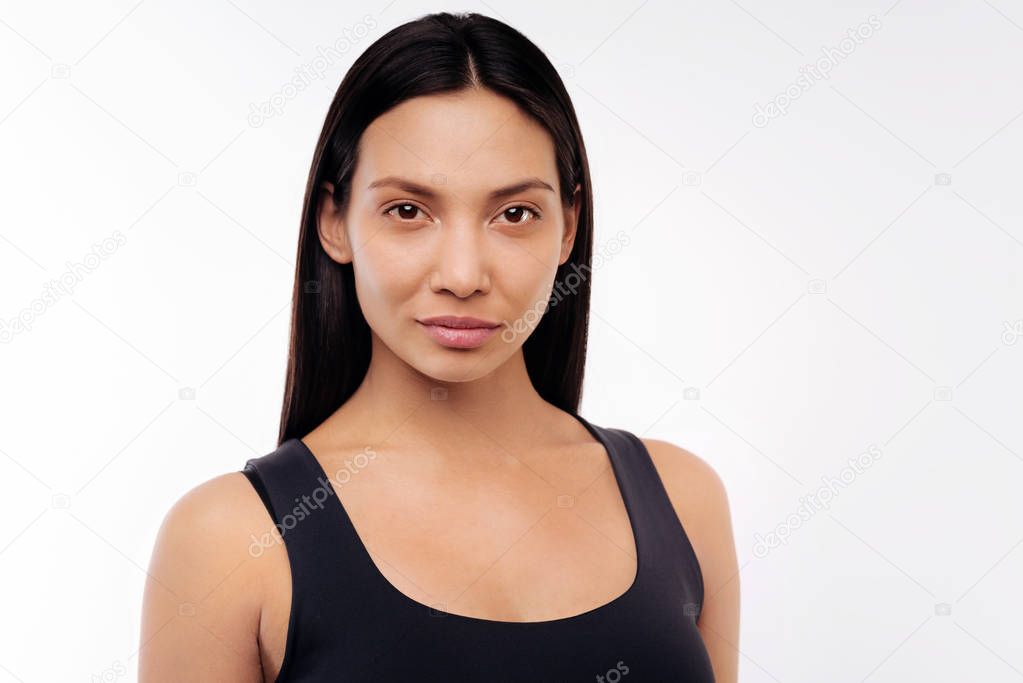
[367,176,555,201]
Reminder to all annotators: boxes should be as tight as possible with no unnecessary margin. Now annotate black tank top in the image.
[241,412,715,682]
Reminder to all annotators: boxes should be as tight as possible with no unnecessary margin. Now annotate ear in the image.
[317,181,353,264]
[558,183,582,266]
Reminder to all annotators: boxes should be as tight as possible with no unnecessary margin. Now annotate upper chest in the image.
[254,441,641,680]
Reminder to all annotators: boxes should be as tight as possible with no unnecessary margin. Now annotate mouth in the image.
[416,316,502,349]
[417,315,501,329]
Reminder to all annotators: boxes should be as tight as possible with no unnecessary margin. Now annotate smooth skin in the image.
[139,87,740,682]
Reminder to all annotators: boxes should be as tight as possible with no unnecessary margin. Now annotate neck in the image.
[317,331,561,455]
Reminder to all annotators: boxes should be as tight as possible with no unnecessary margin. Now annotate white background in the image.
[2,0,1022,681]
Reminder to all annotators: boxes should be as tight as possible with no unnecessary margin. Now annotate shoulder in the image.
[639,437,737,586]
[145,471,275,609]
[139,471,279,678]
[640,438,731,521]
[640,437,741,679]
[153,471,273,559]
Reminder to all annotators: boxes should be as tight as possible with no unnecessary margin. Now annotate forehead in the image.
[354,88,559,194]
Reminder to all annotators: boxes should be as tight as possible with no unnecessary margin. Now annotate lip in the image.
[417,315,501,329]
[416,315,502,349]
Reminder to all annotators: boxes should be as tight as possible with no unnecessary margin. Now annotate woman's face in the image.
[317,87,581,383]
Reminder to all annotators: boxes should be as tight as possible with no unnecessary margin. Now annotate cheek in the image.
[498,245,561,310]
[351,240,423,318]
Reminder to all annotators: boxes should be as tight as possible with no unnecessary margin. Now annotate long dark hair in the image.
[278,11,595,445]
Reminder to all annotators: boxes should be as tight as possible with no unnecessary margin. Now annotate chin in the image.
[407,351,500,384]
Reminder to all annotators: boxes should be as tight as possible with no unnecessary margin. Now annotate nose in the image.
[429,219,491,298]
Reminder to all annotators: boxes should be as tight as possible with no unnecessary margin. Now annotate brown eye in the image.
[386,203,424,221]
[497,206,540,225]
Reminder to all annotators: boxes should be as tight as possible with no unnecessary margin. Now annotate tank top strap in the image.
[243,438,386,582]
[574,415,705,616]
[241,440,396,664]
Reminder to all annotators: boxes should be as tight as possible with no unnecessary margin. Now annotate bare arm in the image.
[139,472,270,682]
[645,439,741,683]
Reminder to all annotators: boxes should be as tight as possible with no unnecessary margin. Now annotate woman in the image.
[140,11,739,682]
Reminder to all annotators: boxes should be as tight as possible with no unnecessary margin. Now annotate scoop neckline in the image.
[291,410,644,627]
